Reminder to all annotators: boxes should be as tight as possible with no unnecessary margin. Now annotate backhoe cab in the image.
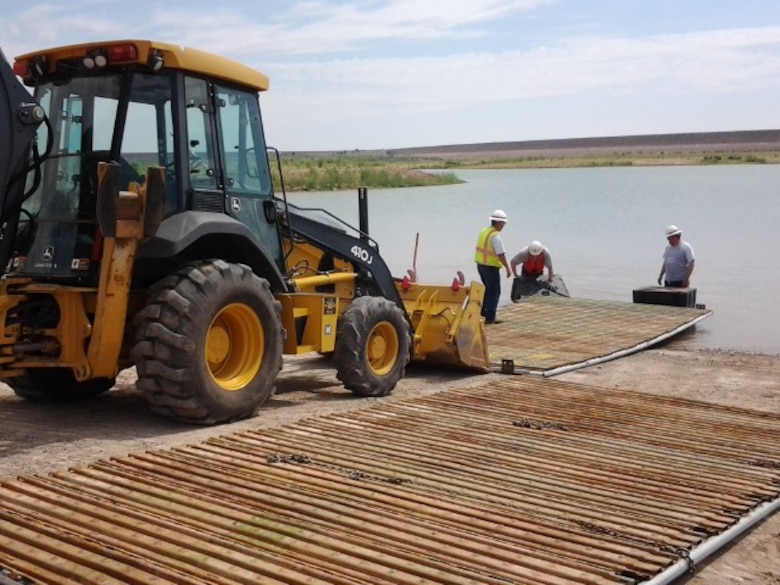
[0,40,489,424]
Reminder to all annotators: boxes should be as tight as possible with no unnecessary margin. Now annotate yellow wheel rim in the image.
[366,321,399,376]
[206,303,264,391]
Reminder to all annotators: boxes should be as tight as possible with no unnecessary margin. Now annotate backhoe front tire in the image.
[6,369,115,402]
[334,296,411,397]
[131,260,283,424]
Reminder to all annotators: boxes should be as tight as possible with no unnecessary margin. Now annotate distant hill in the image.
[386,129,780,159]
[282,129,780,161]
[380,130,780,159]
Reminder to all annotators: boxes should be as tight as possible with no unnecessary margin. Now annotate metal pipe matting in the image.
[1,376,777,585]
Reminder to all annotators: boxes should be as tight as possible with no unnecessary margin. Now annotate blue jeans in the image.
[477,263,501,321]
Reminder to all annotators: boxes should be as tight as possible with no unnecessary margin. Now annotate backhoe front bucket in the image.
[398,280,490,371]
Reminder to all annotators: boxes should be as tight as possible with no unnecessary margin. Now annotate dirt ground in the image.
[1,345,778,585]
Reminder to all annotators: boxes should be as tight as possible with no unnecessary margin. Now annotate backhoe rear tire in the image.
[6,369,115,402]
[334,296,411,397]
[131,260,283,424]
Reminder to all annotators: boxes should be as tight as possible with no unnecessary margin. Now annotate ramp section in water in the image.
[488,296,711,374]
[0,376,777,585]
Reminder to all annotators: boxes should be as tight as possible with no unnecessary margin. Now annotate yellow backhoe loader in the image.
[0,40,489,423]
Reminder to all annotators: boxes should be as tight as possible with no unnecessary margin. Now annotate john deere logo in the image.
[42,246,54,261]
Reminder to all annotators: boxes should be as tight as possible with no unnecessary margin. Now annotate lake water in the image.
[285,165,780,356]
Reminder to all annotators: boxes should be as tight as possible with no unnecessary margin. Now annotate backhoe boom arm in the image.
[0,47,44,225]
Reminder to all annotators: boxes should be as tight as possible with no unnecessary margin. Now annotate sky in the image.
[2,0,780,151]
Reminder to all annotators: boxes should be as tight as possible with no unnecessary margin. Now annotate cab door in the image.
[214,85,284,272]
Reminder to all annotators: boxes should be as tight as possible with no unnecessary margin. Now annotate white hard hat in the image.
[489,209,508,223]
[528,240,543,256]
[665,225,682,238]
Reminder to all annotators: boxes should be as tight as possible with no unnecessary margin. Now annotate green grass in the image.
[271,150,780,192]
[272,155,462,191]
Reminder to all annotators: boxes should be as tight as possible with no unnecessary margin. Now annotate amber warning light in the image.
[106,44,138,62]
[12,59,28,76]
[12,57,43,78]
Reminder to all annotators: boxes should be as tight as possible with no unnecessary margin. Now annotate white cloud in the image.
[134,0,555,56]
[264,26,780,108]
[2,2,779,149]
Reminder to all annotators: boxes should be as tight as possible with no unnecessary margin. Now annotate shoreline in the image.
[278,130,780,190]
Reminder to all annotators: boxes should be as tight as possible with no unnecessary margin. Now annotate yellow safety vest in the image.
[474,226,501,267]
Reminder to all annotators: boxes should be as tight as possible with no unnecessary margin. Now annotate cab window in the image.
[217,87,272,197]
[184,77,219,190]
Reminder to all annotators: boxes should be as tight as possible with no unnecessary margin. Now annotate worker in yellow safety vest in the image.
[474,209,512,324]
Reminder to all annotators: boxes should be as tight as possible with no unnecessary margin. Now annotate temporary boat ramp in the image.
[486,296,712,375]
[4,296,774,585]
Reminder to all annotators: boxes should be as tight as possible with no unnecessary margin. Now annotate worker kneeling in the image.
[510,240,564,301]
[512,240,553,281]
